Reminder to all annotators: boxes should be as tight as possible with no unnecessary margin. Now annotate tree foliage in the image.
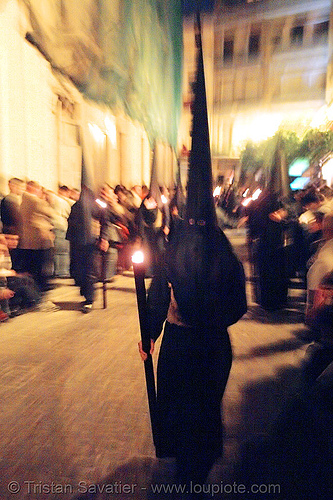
[239,128,333,186]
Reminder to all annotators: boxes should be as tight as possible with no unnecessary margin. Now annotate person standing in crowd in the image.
[98,184,127,282]
[298,188,330,228]
[0,177,25,271]
[302,270,333,384]
[45,189,72,278]
[113,184,138,270]
[139,18,247,496]
[0,178,25,235]
[130,185,144,209]
[58,185,75,206]
[19,181,55,293]
[66,185,100,313]
[246,188,290,310]
[305,211,325,269]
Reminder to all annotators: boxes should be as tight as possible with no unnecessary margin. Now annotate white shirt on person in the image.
[307,238,333,291]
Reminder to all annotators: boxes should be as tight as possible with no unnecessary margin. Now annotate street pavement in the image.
[0,229,312,500]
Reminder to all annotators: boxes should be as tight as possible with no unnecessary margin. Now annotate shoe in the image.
[81,303,93,314]
[103,277,115,284]
[9,307,24,318]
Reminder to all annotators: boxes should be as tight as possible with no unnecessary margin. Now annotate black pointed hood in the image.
[164,15,247,328]
[268,135,290,200]
[149,144,163,210]
[185,13,217,229]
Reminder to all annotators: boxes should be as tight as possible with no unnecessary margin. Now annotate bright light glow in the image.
[233,113,282,148]
[290,177,310,190]
[252,188,262,200]
[289,158,309,176]
[161,194,168,204]
[242,188,262,206]
[96,198,107,208]
[311,105,328,129]
[213,186,222,197]
[321,158,333,187]
[243,188,249,197]
[242,197,252,207]
[132,250,144,264]
[88,123,105,143]
[105,115,117,148]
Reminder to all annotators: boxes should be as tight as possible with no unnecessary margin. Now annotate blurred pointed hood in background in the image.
[149,144,163,211]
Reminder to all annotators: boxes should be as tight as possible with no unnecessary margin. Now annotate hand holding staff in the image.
[132,250,160,455]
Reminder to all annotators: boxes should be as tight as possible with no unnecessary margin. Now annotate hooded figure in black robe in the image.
[143,16,247,492]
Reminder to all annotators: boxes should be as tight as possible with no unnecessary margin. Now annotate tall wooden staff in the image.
[132,250,160,455]
[101,251,107,309]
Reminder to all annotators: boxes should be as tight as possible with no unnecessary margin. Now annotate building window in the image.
[223,38,234,63]
[249,33,260,58]
[290,25,304,46]
[313,21,329,43]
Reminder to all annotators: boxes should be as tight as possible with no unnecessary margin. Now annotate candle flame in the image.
[242,197,252,207]
[132,250,144,264]
[252,188,262,201]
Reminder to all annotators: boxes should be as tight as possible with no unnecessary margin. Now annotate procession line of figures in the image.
[1,177,333,318]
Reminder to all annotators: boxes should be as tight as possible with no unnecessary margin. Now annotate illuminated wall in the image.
[181,0,332,181]
[0,0,58,192]
[0,0,164,194]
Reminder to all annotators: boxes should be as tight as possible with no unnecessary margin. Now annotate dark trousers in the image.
[20,248,54,292]
[69,243,96,304]
[9,248,24,273]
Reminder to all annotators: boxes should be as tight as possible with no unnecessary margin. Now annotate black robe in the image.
[147,222,247,485]
[66,188,100,303]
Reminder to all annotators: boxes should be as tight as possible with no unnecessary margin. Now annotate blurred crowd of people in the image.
[0,178,176,316]
[1,174,333,326]
[214,180,333,336]
[0,179,78,319]
[233,183,333,312]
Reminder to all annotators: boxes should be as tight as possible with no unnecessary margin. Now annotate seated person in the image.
[302,270,333,384]
[0,235,41,317]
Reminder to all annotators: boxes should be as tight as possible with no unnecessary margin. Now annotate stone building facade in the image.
[181,0,333,185]
[0,0,176,195]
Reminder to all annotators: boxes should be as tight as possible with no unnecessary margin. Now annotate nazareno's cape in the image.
[148,219,247,341]
[166,220,247,328]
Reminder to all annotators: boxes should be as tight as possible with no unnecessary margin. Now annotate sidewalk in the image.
[0,245,311,499]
